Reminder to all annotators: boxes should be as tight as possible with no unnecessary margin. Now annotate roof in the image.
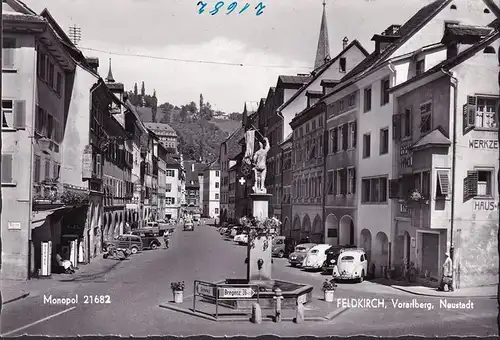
[411,128,451,150]
[446,24,493,37]
[320,79,340,87]
[390,29,500,93]
[277,40,369,113]
[277,75,311,86]
[204,159,221,171]
[338,0,450,83]
[221,126,244,159]
[244,101,259,115]
[144,122,176,134]
[306,90,323,97]
[183,160,206,185]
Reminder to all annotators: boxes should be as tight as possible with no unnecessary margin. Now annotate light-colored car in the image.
[333,249,368,283]
[288,243,317,267]
[234,231,247,243]
[238,233,249,245]
[302,244,332,271]
[271,236,287,258]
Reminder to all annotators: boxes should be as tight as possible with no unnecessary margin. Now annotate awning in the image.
[31,207,67,229]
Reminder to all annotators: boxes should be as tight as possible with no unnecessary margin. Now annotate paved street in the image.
[1,223,497,337]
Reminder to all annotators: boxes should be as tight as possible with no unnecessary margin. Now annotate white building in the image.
[164,154,183,221]
[202,161,221,218]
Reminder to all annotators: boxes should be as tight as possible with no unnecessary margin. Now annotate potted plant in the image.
[322,279,337,302]
[171,281,185,303]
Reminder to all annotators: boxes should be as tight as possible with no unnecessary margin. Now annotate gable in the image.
[3,0,36,14]
[391,0,497,58]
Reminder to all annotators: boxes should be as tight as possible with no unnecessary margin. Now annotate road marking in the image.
[1,306,77,336]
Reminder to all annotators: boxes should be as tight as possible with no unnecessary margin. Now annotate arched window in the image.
[483,46,496,54]
[450,4,457,9]
[484,8,490,13]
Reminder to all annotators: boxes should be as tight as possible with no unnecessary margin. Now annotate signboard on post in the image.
[217,286,257,299]
[196,282,216,298]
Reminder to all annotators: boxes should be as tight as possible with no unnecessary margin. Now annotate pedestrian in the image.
[164,230,170,249]
[439,252,454,291]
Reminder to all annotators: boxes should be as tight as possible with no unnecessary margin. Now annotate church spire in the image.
[106,58,115,83]
[314,0,331,70]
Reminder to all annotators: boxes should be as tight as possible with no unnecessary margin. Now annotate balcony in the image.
[32,181,90,210]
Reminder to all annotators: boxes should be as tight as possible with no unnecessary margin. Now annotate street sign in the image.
[196,282,216,298]
[218,286,257,299]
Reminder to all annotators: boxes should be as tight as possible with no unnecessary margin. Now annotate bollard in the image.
[273,288,284,323]
[251,302,262,324]
[294,300,305,324]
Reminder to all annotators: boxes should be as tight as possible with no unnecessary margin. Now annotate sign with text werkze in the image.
[468,139,498,150]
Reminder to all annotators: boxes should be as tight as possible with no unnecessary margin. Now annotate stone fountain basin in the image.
[216,279,313,310]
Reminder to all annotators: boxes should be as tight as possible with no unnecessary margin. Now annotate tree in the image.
[199,93,204,120]
[141,81,145,97]
[204,102,214,120]
[134,83,138,96]
[229,112,243,121]
[153,89,157,99]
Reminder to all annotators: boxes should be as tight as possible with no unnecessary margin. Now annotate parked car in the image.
[322,245,358,274]
[184,221,194,231]
[288,243,317,267]
[106,234,143,254]
[234,231,248,243]
[302,244,332,271]
[219,227,228,234]
[230,226,243,237]
[271,236,287,258]
[238,233,249,245]
[129,230,162,250]
[334,249,368,283]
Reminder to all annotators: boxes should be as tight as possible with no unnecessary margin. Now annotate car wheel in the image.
[103,253,108,259]
[278,251,284,258]
[290,263,296,267]
[131,247,138,254]
[358,270,365,283]
[151,243,158,250]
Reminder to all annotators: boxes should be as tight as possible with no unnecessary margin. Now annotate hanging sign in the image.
[82,145,93,180]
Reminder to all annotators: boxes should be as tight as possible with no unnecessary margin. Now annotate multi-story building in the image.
[219,126,244,221]
[202,161,221,218]
[388,24,498,287]
[141,131,154,222]
[183,160,204,215]
[289,101,326,243]
[197,170,204,213]
[279,134,293,237]
[228,159,239,221]
[164,154,183,221]
[156,139,168,220]
[322,85,359,247]
[144,122,178,153]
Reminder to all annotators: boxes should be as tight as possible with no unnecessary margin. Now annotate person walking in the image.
[439,252,454,291]
[163,230,170,249]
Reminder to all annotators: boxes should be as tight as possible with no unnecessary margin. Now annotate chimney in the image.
[342,37,349,50]
[85,57,99,73]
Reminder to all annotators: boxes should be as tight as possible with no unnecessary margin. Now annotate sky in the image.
[24,0,433,113]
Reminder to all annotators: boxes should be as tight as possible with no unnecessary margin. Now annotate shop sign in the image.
[473,200,498,211]
[82,145,93,180]
[8,222,21,230]
[468,139,498,150]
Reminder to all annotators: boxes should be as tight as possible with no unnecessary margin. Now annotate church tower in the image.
[314,0,331,70]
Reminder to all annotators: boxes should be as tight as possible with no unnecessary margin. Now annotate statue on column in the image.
[252,137,270,194]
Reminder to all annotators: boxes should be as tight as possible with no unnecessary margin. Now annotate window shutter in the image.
[392,114,402,140]
[96,154,102,178]
[388,179,400,198]
[1,154,13,183]
[467,170,478,199]
[341,168,348,195]
[333,129,338,152]
[342,124,348,150]
[467,96,476,126]
[353,121,357,148]
[437,170,450,196]
[352,167,356,194]
[13,100,26,130]
[323,131,329,155]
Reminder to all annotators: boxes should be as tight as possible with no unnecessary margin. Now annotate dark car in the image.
[106,234,143,254]
[322,245,358,273]
[130,230,162,250]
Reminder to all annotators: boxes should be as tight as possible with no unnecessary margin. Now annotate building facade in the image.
[219,126,243,221]
[144,122,178,153]
[279,134,293,238]
[202,161,221,219]
[164,155,182,221]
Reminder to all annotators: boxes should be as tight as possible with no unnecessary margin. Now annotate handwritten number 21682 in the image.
[197,1,266,16]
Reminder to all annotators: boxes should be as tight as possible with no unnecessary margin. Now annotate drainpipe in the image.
[321,102,327,243]
[387,61,396,273]
[441,68,458,289]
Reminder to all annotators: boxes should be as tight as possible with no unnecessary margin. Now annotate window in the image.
[416,59,425,76]
[2,100,25,130]
[215,208,219,214]
[32,156,40,184]
[215,193,219,200]
[348,93,356,107]
[475,97,498,129]
[379,128,389,155]
[349,122,356,148]
[166,170,175,177]
[53,163,60,179]
[337,126,343,151]
[215,182,219,188]
[361,177,387,203]
[339,57,346,73]
[329,128,338,153]
[380,78,390,105]
[335,170,342,195]
[48,62,55,88]
[363,133,371,158]
[403,108,411,138]
[364,87,372,112]
[2,154,14,184]
[3,37,15,68]
[327,171,334,194]
[166,183,172,192]
[420,102,432,134]
[55,72,63,96]
[215,170,220,177]
[347,168,356,195]
[44,159,51,179]
[464,169,494,200]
